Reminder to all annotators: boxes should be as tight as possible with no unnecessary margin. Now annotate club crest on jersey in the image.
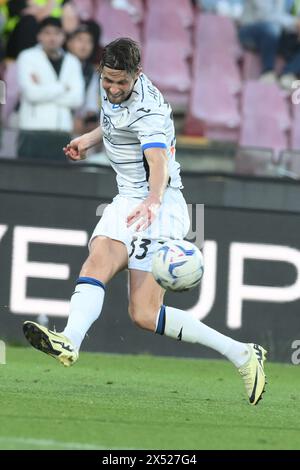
[102,115,112,137]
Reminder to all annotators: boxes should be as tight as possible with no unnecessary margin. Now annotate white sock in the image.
[155,306,250,368]
[62,277,105,351]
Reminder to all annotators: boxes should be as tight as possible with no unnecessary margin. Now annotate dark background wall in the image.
[0,159,300,362]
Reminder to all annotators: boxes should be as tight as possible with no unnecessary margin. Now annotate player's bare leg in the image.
[23,236,128,365]
[128,270,166,331]
[80,236,128,283]
[128,270,266,405]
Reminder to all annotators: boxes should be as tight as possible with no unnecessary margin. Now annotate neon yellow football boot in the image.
[238,343,267,405]
[23,321,78,367]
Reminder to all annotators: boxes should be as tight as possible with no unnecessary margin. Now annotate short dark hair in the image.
[38,17,63,33]
[67,24,95,43]
[100,38,141,75]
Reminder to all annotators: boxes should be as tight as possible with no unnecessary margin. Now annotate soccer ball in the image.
[152,240,204,292]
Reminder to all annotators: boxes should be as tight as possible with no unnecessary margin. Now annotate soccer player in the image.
[23,38,267,405]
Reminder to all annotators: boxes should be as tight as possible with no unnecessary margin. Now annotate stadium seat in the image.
[193,13,242,95]
[94,0,142,46]
[184,47,241,141]
[242,81,291,134]
[142,41,191,93]
[184,96,240,142]
[144,7,192,58]
[184,12,242,141]
[239,114,288,157]
[172,0,194,28]
[146,0,194,28]
[291,101,300,150]
[189,70,240,129]
[194,46,242,95]
[194,12,241,60]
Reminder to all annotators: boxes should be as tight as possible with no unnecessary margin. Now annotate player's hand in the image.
[126,194,161,232]
[63,135,90,161]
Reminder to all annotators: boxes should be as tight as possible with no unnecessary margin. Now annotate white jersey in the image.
[100,73,183,198]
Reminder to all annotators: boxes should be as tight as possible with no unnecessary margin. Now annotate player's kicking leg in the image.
[128,269,267,405]
[23,236,128,366]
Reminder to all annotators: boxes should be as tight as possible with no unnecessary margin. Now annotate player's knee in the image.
[128,303,156,331]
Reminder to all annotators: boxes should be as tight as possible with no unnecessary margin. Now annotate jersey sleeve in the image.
[128,109,168,151]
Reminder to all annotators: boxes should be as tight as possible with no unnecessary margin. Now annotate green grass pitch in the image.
[0,347,299,450]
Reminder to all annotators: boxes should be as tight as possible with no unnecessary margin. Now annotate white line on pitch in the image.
[0,436,134,450]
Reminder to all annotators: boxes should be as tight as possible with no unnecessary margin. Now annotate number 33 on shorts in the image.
[128,237,164,272]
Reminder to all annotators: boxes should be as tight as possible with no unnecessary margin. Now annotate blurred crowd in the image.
[199,0,300,88]
[1,0,300,162]
[0,0,104,160]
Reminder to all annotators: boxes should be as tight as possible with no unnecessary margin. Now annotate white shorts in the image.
[89,187,190,272]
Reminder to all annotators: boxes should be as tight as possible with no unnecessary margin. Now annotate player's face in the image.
[102,67,140,104]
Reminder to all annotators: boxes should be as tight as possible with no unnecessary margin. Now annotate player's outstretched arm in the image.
[63,126,103,161]
[126,147,169,231]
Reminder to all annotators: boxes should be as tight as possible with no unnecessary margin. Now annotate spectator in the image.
[77,19,102,65]
[238,0,300,82]
[278,0,300,89]
[66,24,99,135]
[17,16,84,161]
[4,0,70,59]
